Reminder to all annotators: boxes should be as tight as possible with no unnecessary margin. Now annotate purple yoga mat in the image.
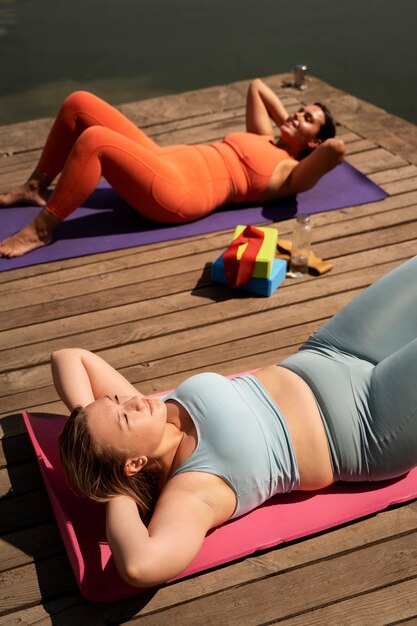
[0,162,386,271]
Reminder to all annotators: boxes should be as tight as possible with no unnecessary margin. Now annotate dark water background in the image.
[1,0,417,126]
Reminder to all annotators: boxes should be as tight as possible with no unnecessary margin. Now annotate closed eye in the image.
[114,395,128,425]
[298,107,314,123]
[111,395,128,426]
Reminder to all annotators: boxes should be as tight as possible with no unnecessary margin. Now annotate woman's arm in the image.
[51,348,143,411]
[269,138,346,199]
[246,78,289,139]
[106,473,236,587]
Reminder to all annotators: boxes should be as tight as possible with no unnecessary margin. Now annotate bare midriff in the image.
[253,365,335,490]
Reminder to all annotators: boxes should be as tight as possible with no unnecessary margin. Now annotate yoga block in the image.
[211,256,287,296]
[232,225,278,278]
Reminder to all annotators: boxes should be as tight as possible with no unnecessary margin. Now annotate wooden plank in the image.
[0,240,391,360]
[0,154,43,192]
[1,244,416,419]
[0,256,406,404]
[278,579,417,625]
[0,461,43,497]
[0,490,53,535]
[1,199,416,332]
[0,248,218,313]
[347,148,407,173]
[0,595,88,626]
[0,231,216,290]
[3,208,416,352]
[127,532,417,625]
[0,555,77,617]
[1,74,417,625]
[1,501,417,623]
[0,413,28,440]
[381,176,417,195]
[0,239,414,425]
[0,522,63,572]
[0,432,35,468]
[345,138,376,155]
[370,164,417,184]
[0,228,224,291]
[0,266,209,331]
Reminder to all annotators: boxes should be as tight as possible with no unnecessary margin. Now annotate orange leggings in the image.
[39,91,234,223]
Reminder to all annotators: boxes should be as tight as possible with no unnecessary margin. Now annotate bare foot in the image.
[0,182,48,208]
[0,208,61,257]
[0,170,51,208]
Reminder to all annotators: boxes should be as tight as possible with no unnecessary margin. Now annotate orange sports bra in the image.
[211,132,294,203]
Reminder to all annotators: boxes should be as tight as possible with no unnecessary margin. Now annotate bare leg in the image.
[0,207,61,257]
[0,168,51,208]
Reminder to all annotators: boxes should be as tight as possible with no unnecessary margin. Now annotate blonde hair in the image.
[58,406,159,517]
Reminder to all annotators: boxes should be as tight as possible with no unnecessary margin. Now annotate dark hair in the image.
[59,405,159,517]
[298,102,336,160]
[314,102,336,141]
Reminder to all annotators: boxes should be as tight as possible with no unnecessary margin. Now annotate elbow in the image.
[116,548,189,588]
[248,78,263,92]
[51,348,69,366]
[51,347,89,362]
[331,138,346,163]
[119,563,149,588]
[119,561,169,589]
[322,138,346,164]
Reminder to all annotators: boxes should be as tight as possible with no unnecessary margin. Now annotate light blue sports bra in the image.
[163,372,300,518]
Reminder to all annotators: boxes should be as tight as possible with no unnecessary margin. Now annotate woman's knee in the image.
[73,125,114,154]
[60,90,101,118]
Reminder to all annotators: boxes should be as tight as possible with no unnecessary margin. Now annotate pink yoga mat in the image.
[1,162,386,271]
[23,403,417,602]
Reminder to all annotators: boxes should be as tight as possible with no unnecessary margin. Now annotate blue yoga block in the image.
[211,256,287,296]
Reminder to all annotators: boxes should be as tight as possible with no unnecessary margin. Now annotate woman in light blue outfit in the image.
[281,254,417,482]
[53,256,417,587]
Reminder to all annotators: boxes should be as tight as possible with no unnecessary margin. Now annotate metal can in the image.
[294,64,308,89]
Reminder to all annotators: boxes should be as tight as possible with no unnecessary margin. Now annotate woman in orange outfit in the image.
[0,79,345,258]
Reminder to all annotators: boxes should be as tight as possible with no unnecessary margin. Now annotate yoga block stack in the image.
[211,225,286,296]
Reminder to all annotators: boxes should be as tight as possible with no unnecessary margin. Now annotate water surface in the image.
[1,0,416,126]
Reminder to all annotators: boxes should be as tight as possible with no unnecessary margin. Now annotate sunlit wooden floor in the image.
[1,73,417,625]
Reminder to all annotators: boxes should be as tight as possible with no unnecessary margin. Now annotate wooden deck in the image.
[1,73,417,625]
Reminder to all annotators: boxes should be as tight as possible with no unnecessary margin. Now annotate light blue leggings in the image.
[280,256,417,482]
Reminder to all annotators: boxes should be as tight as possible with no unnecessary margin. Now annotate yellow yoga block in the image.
[232,225,278,278]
